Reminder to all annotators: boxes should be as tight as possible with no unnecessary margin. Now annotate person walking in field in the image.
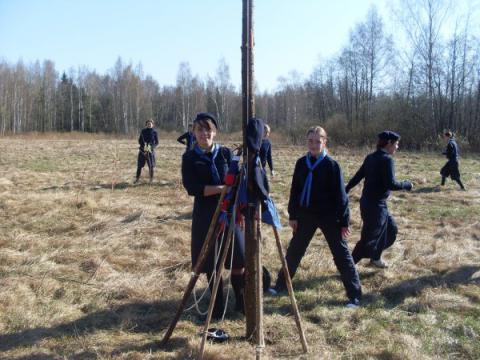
[345,131,412,268]
[134,119,159,184]
[270,126,362,308]
[259,123,275,177]
[440,130,465,190]
[181,112,245,319]
[177,123,196,151]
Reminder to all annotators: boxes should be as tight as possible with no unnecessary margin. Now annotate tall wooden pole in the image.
[242,0,260,343]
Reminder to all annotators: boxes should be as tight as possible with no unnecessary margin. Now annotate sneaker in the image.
[369,259,388,268]
[346,298,360,309]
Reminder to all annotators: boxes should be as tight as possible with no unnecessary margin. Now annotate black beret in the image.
[194,112,218,129]
[378,130,400,142]
[246,117,264,152]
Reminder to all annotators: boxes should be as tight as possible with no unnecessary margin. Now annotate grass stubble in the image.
[0,134,479,359]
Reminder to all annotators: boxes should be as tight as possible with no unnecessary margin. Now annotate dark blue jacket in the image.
[288,154,349,227]
[182,145,231,207]
[259,139,273,171]
[346,149,411,203]
[177,131,196,150]
[443,139,459,160]
[138,128,159,151]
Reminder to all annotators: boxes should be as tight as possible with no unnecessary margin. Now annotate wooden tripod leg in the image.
[198,177,243,359]
[272,227,308,353]
[198,222,237,359]
[161,186,229,345]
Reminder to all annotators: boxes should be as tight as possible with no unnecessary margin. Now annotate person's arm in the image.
[382,157,412,191]
[181,153,205,196]
[267,142,274,173]
[345,162,365,193]
[153,130,159,148]
[288,160,302,221]
[203,185,226,196]
[177,132,187,145]
[138,131,144,148]
[332,162,350,228]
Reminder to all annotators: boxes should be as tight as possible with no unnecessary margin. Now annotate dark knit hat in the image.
[378,130,400,142]
[194,112,218,129]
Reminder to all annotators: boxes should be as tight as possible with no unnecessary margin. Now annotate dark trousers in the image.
[275,212,362,302]
[136,151,155,179]
[352,200,397,263]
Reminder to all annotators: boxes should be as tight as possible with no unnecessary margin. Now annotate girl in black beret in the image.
[134,119,158,183]
[272,126,362,307]
[345,131,412,268]
[181,112,245,318]
[440,131,465,190]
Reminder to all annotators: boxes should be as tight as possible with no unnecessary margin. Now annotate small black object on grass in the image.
[205,328,229,343]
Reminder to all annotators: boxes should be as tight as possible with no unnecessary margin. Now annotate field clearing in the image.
[0,135,479,360]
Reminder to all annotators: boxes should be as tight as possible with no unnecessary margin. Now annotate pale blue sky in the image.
[0,0,477,91]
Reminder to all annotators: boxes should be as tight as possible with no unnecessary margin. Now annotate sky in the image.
[0,0,478,92]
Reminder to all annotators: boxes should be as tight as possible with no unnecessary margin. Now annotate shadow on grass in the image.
[0,294,215,355]
[265,265,479,313]
[157,212,192,222]
[90,180,175,191]
[381,265,480,308]
[412,186,441,194]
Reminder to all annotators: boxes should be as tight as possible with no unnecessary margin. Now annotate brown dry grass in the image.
[0,135,479,359]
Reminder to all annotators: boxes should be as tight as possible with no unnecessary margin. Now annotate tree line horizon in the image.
[1,4,479,150]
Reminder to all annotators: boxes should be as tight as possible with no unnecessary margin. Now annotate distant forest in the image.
[1,4,479,150]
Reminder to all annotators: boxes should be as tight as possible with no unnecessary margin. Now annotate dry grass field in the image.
[0,134,479,360]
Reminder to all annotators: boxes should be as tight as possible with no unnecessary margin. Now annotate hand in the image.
[341,227,350,239]
[271,170,275,177]
[238,214,245,230]
[289,220,298,235]
[405,181,413,191]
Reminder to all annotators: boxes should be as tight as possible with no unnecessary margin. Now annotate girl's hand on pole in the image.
[238,214,245,230]
[289,220,298,235]
[341,227,350,239]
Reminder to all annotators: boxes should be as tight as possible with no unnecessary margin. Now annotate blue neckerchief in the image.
[194,144,221,185]
[299,149,327,207]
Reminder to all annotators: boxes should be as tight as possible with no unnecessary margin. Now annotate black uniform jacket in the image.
[346,149,411,203]
[259,139,273,171]
[138,128,159,150]
[288,154,349,227]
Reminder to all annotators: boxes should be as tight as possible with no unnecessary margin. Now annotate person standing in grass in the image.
[440,130,465,190]
[259,123,275,177]
[181,112,245,319]
[345,131,412,268]
[177,123,196,152]
[134,119,158,184]
[271,126,362,308]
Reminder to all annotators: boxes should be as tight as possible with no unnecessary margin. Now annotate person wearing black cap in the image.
[177,123,196,152]
[259,124,275,177]
[345,131,412,268]
[134,119,159,184]
[440,131,465,190]
[271,126,362,308]
[181,112,245,319]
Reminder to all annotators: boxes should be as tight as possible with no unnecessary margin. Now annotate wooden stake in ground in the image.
[272,226,309,353]
[242,0,261,344]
